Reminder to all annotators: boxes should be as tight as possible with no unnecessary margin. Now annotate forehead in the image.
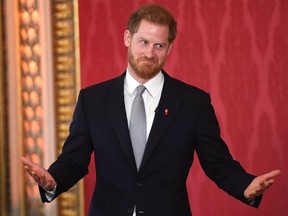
[134,20,170,42]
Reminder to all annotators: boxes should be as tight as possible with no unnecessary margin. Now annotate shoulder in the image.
[163,71,210,99]
[79,72,125,96]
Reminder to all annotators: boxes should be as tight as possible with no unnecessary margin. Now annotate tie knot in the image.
[136,85,146,96]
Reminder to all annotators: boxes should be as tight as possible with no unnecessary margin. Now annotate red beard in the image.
[128,49,163,80]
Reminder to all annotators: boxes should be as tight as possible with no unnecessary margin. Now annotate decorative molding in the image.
[18,0,45,215]
[0,0,8,215]
[51,0,83,215]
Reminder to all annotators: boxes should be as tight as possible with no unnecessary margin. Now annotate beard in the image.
[128,47,164,80]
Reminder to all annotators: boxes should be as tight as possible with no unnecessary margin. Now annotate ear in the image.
[124,30,131,47]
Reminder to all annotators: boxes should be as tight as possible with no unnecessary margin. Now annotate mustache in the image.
[138,56,157,63]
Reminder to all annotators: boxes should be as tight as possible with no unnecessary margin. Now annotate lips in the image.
[138,57,157,64]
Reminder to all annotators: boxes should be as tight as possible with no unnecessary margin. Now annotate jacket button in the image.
[128,207,134,213]
[136,182,143,187]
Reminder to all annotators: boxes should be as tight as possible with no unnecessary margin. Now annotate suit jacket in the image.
[40,71,261,215]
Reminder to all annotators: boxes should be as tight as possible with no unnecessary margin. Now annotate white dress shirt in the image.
[124,69,164,216]
[124,69,164,139]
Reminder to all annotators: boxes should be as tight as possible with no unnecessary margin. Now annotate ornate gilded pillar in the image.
[51,0,83,215]
[0,1,8,215]
[19,1,45,214]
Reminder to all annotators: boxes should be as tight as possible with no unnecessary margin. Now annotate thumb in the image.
[21,156,34,167]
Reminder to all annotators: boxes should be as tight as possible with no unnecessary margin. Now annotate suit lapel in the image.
[104,72,184,173]
[105,73,138,172]
[140,73,182,170]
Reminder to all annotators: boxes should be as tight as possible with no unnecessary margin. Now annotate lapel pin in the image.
[164,108,169,116]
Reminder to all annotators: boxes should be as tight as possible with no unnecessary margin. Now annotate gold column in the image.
[18,0,45,215]
[51,1,83,216]
[0,0,8,215]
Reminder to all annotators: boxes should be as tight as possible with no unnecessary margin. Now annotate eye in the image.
[154,44,164,50]
[140,40,148,45]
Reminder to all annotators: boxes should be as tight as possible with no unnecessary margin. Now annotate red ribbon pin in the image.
[164,108,169,116]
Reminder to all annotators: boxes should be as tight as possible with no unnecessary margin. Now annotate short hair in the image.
[127,3,177,44]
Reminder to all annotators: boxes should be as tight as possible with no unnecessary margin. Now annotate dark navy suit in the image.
[40,71,261,215]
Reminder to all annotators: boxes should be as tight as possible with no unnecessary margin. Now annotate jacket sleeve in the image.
[195,93,261,207]
[40,89,94,202]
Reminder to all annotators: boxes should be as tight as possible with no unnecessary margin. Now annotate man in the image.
[22,3,280,216]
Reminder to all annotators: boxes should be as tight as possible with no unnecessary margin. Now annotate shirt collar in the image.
[125,69,164,98]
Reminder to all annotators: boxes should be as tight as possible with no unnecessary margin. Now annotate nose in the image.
[145,45,155,58]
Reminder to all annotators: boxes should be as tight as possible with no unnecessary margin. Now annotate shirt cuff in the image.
[44,184,57,202]
[249,199,255,205]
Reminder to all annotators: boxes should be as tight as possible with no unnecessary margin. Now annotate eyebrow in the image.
[138,37,168,46]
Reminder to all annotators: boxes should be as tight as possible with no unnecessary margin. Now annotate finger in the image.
[21,156,31,165]
[263,170,281,180]
[252,190,261,197]
[23,164,38,175]
[23,165,31,172]
[21,156,36,167]
[249,187,264,199]
[246,185,264,200]
[39,178,47,189]
[39,175,55,190]
[257,170,280,189]
[29,173,41,185]
[44,182,54,191]
[256,179,275,195]
[24,165,36,176]
[247,192,257,200]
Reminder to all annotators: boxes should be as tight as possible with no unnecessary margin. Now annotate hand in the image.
[244,169,281,200]
[21,156,56,191]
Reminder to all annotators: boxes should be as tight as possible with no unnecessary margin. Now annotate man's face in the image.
[124,19,172,83]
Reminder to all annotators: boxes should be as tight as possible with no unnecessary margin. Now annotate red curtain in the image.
[78,0,288,215]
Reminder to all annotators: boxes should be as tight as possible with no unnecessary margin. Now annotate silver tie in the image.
[130,85,146,170]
